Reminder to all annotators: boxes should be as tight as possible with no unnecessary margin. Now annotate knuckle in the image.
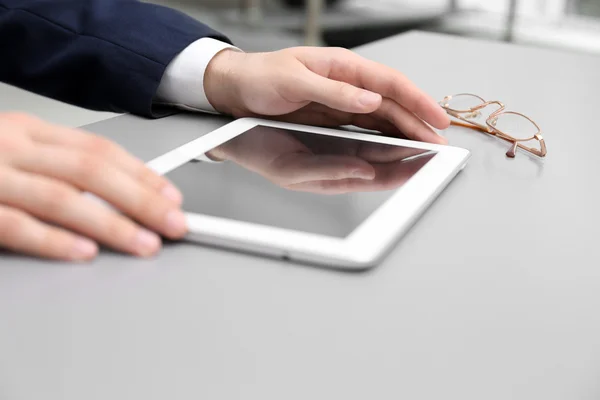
[137,166,164,191]
[389,85,403,103]
[389,81,409,103]
[136,191,167,221]
[415,94,432,114]
[73,153,106,179]
[329,47,358,67]
[37,230,68,258]
[82,134,118,157]
[38,183,77,218]
[104,214,138,244]
[337,82,356,98]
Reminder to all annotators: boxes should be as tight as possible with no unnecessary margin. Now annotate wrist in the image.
[204,48,246,116]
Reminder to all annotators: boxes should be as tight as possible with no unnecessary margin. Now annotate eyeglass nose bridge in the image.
[463,100,506,117]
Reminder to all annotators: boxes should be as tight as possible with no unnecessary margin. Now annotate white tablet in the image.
[147,118,470,269]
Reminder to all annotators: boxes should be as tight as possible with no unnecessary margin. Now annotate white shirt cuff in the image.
[155,37,240,114]
[156,37,239,162]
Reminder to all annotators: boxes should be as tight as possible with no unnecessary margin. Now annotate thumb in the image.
[298,71,382,113]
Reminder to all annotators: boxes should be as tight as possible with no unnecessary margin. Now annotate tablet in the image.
[147,118,470,269]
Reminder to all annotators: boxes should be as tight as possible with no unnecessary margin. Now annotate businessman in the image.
[0,0,450,261]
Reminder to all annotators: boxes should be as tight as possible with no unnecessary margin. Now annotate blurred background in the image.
[148,0,600,54]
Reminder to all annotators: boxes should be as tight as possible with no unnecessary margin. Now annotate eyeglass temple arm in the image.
[449,120,489,133]
[450,120,547,157]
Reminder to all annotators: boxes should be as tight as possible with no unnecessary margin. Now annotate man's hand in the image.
[0,113,187,261]
[204,47,450,144]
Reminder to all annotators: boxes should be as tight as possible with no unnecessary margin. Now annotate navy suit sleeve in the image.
[0,0,231,116]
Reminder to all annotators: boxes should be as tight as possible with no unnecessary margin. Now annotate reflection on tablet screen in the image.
[165,125,437,238]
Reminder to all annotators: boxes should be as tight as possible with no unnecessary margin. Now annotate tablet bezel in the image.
[147,118,470,269]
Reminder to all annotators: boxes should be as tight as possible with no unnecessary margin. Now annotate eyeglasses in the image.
[439,93,547,158]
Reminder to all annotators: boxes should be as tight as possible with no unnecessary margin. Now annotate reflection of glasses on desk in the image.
[439,93,547,158]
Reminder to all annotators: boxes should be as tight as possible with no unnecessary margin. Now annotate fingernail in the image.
[358,92,381,107]
[134,229,161,257]
[161,184,182,204]
[165,210,187,237]
[71,238,98,261]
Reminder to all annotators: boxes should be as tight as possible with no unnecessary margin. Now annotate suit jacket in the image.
[0,0,230,116]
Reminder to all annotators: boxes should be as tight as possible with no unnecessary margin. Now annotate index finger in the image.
[330,51,450,130]
[360,58,449,129]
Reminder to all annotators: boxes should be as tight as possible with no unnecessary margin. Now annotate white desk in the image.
[1,31,599,400]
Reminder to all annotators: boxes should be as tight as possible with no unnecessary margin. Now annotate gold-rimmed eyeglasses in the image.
[439,93,547,158]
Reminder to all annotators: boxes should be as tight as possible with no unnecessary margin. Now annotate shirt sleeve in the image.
[154,37,241,114]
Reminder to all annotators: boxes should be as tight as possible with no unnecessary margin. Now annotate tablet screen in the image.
[165,125,437,238]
